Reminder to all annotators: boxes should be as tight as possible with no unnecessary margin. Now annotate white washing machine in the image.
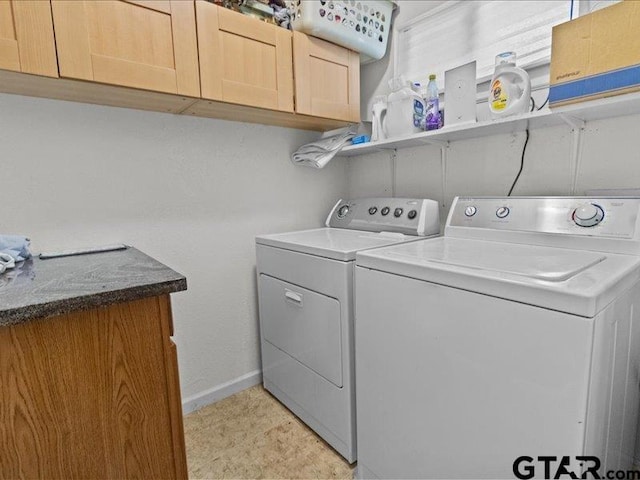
[256,197,440,462]
[355,196,640,479]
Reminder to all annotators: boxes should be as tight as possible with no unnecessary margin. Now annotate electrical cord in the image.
[506,93,542,196]
[538,95,549,110]
[507,91,547,196]
[507,129,530,196]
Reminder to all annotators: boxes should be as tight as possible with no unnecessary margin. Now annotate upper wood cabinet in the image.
[0,1,58,77]
[0,1,360,130]
[293,31,360,123]
[196,1,294,112]
[50,0,200,97]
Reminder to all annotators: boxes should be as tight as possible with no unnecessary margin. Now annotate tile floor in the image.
[184,385,355,479]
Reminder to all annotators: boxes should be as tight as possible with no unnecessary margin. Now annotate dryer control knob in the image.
[573,203,604,227]
[496,207,510,219]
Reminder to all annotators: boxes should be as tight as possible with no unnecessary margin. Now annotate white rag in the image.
[291,127,357,169]
[0,234,31,262]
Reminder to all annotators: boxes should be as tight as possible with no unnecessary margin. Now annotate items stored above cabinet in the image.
[0,0,58,77]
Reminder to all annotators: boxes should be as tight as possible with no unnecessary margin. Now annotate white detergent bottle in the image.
[489,52,531,118]
[371,95,387,142]
[384,76,425,138]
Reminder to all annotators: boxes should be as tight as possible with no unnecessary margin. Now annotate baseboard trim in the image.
[181,369,262,415]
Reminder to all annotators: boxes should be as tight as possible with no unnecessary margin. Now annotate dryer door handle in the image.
[284,289,303,306]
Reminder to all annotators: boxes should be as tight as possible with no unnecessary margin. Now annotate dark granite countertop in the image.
[0,246,187,327]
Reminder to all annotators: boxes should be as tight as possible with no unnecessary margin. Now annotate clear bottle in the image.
[425,74,441,131]
[412,82,426,130]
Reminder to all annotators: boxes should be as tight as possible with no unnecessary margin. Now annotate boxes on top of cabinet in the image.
[549,1,640,107]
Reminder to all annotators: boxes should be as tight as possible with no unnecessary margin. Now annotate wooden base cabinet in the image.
[0,0,58,77]
[0,295,187,480]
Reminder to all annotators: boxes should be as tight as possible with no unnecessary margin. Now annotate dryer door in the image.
[259,274,343,387]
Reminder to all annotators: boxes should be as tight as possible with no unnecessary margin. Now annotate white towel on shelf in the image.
[291,126,357,169]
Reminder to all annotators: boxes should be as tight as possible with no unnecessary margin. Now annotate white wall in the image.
[361,0,447,121]
[347,114,640,220]
[360,0,640,214]
[0,93,348,408]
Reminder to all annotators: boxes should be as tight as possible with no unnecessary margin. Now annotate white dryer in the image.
[256,197,440,462]
[355,196,640,479]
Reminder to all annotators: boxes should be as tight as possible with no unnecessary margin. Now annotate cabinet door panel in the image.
[51,0,200,96]
[293,31,360,122]
[196,1,294,112]
[0,1,58,77]
[0,296,185,479]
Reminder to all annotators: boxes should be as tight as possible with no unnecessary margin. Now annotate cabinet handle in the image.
[284,289,303,306]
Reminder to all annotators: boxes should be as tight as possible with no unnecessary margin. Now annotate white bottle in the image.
[384,77,426,138]
[489,52,531,118]
[371,95,387,142]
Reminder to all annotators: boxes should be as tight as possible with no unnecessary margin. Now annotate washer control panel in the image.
[449,197,640,239]
[327,197,440,236]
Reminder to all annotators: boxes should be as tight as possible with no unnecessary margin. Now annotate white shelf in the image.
[339,91,640,157]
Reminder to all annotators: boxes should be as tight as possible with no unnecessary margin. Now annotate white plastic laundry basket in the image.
[289,0,394,63]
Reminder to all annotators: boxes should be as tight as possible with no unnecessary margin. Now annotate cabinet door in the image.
[0,296,187,479]
[196,1,294,112]
[293,31,360,122]
[51,0,200,96]
[0,1,58,77]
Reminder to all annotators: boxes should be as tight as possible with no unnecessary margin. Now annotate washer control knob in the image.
[407,210,418,220]
[337,204,350,218]
[394,208,403,218]
[496,207,510,219]
[368,206,378,215]
[381,206,390,216]
[464,206,477,217]
[573,203,604,227]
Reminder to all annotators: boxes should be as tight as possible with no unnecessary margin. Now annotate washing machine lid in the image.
[256,228,424,261]
[356,237,640,317]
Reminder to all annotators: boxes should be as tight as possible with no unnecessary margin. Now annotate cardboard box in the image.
[549,1,640,107]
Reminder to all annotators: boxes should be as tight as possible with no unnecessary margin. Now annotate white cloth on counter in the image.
[0,259,34,287]
[291,126,357,169]
[0,234,32,262]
